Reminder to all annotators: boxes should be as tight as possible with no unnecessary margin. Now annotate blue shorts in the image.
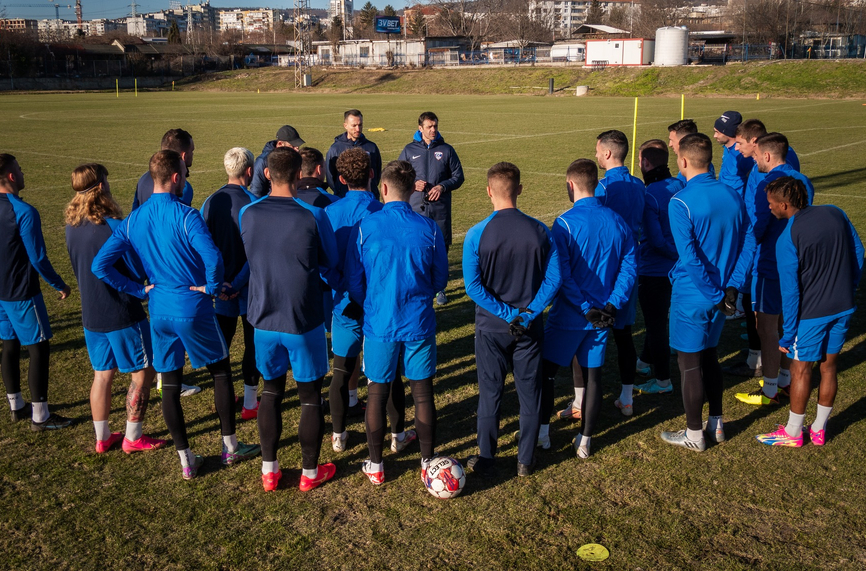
[752,275,782,315]
[150,316,228,372]
[84,320,152,373]
[363,335,436,383]
[542,326,609,368]
[614,287,638,329]
[323,291,333,334]
[669,301,726,353]
[255,324,329,382]
[215,289,247,318]
[0,293,52,346]
[791,314,851,362]
[331,312,363,358]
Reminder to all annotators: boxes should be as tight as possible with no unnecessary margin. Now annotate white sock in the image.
[813,404,832,432]
[223,434,239,453]
[348,389,358,407]
[32,402,49,423]
[366,460,384,472]
[746,349,761,369]
[538,424,549,439]
[333,430,347,440]
[262,460,279,474]
[785,411,805,437]
[7,392,24,411]
[777,368,791,388]
[243,385,258,409]
[178,448,195,468]
[656,378,671,387]
[762,377,778,398]
[125,421,142,442]
[686,428,704,442]
[575,434,591,457]
[708,415,723,432]
[573,388,585,408]
[93,420,110,441]
[619,385,634,406]
[302,467,318,479]
[392,431,404,443]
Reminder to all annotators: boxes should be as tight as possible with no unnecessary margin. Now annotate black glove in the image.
[509,316,527,338]
[585,307,607,329]
[600,303,617,327]
[342,299,364,321]
[717,287,739,317]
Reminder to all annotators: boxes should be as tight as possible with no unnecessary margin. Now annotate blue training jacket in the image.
[639,172,683,277]
[92,192,223,320]
[595,166,645,248]
[325,190,383,315]
[463,208,561,333]
[728,164,815,290]
[249,140,276,199]
[677,162,715,185]
[718,144,752,198]
[669,173,747,305]
[777,205,864,348]
[66,218,146,333]
[240,195,339,335]
[325,133,383,198]
[132,172,193,210]
[398,131,464,245]
[0,193,67,301]
[547,197,636,331]
[346,201,448,342]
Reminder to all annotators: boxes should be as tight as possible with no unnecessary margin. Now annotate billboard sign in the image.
[375,16,401,34]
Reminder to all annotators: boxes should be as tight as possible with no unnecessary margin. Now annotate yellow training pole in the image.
[680,94,685,120]
[135,78,138,97]
[631,97,639,173]
[115,78,119,98]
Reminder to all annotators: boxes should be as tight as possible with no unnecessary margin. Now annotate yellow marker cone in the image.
[577,544,610,562]
[757,93,760,100]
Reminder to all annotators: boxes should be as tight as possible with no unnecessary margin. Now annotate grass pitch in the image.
[1,91,865,570]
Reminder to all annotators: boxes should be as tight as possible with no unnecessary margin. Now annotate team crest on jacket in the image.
[434,152,443,161]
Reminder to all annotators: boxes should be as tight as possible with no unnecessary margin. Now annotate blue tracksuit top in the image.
[463,208,562,333]
[595,166,645,248]
[200,183,256,290]
[92,192,223,320]
[719,144,752,198]
[777,205,864,348]
[66,218,146,333]
[132,172,193,210]
[296,178,340,209]
[640,174,683,277]
[547,197,636,331]
[249,140,277,199]
[677,162,715,184]
[239,195,339,335]
[729,163,815,290]
[346,201,448,342]
[0,193,67,301]
[326,133,383,198]
[325,190,383,314]
[398,131,464,245]
[669,173,747,305]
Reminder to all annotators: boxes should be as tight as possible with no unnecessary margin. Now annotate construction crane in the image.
[3,2,73,21]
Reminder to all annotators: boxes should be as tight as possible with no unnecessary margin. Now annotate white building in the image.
[218,9,277,34]
[586,37,654,65]
[530,0,633,38]
[127,16,163,37]
[316,39,425,67]
[328,0,354,24]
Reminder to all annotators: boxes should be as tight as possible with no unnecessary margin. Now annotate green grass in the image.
[1,91,865,570]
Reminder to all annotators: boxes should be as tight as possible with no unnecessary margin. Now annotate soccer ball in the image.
[423,456,465,499]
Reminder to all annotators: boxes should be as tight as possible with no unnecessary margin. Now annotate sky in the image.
[0,1,365,21]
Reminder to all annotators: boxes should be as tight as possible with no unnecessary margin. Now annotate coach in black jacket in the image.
[325,109,382,198]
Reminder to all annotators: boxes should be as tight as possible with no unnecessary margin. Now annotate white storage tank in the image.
[654,26,689,66]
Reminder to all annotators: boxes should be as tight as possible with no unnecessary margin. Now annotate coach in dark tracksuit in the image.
[399,111,464,305]
[463,163,561,478]
[325,109,382,199]
[249,125,305,199]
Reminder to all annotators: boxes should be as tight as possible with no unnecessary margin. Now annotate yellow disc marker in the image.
[577,543,610,562]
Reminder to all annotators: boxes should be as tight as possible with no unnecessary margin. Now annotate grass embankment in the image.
[177,59,866,98]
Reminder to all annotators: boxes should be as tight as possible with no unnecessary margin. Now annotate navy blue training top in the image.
[239,195,339,335]
[296,178,339,209]
[0,193,67,301]
[132,172,193,210]
[66,218,147,332]
[200,184,255,284]
[463,209,561,333]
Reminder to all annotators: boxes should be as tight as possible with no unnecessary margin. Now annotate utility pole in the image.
[294,0,311,87]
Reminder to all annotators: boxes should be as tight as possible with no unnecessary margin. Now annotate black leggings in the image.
[329,355,358,434]
[161,358,236,451]
[258,376,324,469]
[540,360,560,423]
[365,376,435,463]
[743,293,761,351]
[678,348,724,431]
[612,326,637,386]
[258,375,285,463]
[216,314,260,387]
[1,339,50,403]
[579,367,603,438]
[638,275,672,380]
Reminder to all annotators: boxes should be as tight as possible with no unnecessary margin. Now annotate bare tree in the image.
[492,0,553,49]
[631,0,683,38]
[431,0,499,52]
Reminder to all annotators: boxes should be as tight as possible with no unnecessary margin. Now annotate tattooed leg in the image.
[127,366,154,422]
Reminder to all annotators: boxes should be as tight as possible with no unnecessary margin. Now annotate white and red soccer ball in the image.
[423,456,465,499]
